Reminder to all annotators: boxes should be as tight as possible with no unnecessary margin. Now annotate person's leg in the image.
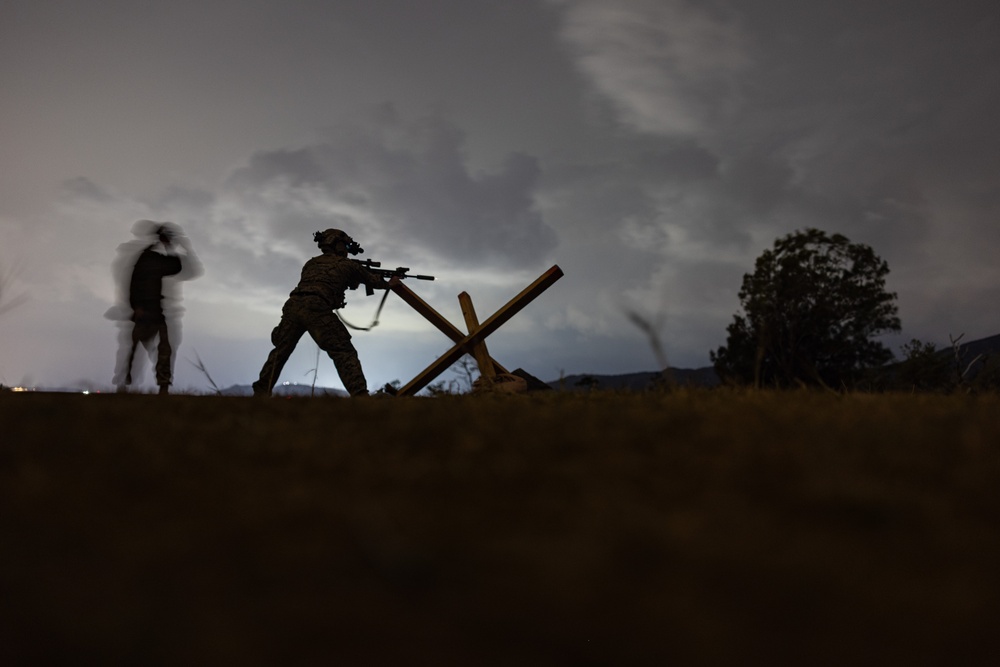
[155,318,173,392]
[125,318,157,386]
[309,311,369,396]
[252,305,306,396]
[124,337,140,386]
[112,322,135,389]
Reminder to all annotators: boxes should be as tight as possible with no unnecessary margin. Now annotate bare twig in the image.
[186,350,222,395]
[948,333,987,391]
[624,307,674,388]
[0,261,28,317]
[306,344,320,397]
[452,356,479,393]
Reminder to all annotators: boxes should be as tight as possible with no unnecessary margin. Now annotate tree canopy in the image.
[711,229,900,388]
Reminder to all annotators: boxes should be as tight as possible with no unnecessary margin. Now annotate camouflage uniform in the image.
[253,253,387,396]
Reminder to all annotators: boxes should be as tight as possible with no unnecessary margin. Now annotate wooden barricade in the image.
[389,265,563,396]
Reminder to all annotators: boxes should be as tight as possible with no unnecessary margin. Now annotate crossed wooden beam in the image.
[389,265,564,396]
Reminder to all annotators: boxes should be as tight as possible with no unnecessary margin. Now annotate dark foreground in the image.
[2,390,999,665]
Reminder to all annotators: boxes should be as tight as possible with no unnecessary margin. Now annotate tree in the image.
[711,228,900,388]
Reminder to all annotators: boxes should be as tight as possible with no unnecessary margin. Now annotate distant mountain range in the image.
[940,333,1000,367]
[545,367,720,392]
[7,333,997,395]
[551,332,1000,391]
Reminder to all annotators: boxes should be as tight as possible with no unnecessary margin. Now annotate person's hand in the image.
[174,235,193,252]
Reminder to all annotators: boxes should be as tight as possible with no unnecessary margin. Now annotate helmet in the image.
[314,229,363,256]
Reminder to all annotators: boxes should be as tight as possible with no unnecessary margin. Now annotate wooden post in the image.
[390,281,509,375]
[459,291,495,387]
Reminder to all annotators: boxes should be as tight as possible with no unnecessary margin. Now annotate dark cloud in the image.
[149,185,215,208]
[59,177,114,203]
[222,108,558,268]
[228,149,328,190]
[632,142,719,182]
[145,186,217,232]
[551,0,999,270]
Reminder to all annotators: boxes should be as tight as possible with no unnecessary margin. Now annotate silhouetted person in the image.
[252,229,395,397]
[107,221,202,394]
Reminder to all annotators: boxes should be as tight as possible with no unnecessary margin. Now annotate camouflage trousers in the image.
[253,297,368,396]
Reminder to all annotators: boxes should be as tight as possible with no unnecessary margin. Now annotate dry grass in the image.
[2,390,999,665]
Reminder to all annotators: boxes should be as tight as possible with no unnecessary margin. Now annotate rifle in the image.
[351,258,435,295]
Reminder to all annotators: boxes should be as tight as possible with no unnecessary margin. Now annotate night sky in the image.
[2,0,998,392]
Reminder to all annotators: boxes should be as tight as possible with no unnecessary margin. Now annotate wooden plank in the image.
[390,282,463,340]
[390,281,509,375]
[459,292,495,385]
[397,265,563,396]
[461,265,563,345]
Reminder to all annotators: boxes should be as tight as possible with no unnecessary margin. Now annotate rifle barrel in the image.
[354,258,433,281]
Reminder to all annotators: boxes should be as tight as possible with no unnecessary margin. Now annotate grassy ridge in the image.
[2,391,1000,665]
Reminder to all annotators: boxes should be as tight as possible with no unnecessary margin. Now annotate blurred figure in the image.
[106,221,202,394]
[252,229,394,397]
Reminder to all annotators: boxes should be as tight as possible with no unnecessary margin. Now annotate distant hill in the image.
[543,333,1000,392]
[546,367,720,392]
[945,333,1000,368]
[180,333,1000,396]
[885,332,1000,387]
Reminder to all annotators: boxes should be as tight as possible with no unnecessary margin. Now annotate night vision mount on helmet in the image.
[314,229,363,256]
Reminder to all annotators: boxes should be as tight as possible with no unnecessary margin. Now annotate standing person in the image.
[252,229,395,397]
[107,221,202,394]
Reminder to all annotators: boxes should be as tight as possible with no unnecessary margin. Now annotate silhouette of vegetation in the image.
[944,334,1000,393]
[712,229,900,389]
[872,334,1000,394]
[892,338,952,391]
[423,357,485,395]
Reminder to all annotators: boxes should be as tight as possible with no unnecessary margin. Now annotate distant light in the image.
[82,390,90,395]
[12,386,29,392]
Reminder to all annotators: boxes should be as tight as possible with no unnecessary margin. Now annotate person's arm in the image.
[357,264,392,293]
[173,234,204,280]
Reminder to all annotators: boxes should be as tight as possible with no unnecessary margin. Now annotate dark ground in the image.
[2,390,999,665]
